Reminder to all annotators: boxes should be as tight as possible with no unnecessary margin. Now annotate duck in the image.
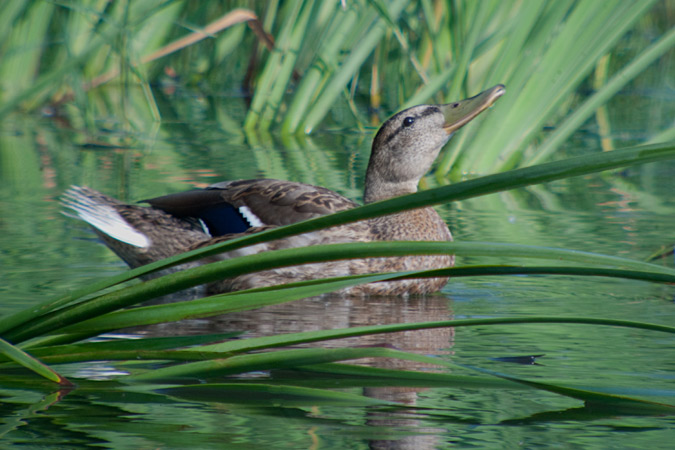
[63,85,505,296]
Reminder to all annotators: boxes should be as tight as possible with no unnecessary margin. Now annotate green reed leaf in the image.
[158,383,393,407]
[0,337,72,386]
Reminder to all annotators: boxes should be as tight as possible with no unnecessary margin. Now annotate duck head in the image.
[364,84,505,203]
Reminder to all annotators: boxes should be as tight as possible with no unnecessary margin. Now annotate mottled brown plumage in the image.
[63,85,504,295]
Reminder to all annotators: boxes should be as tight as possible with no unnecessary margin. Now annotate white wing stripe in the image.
[239,206,264,227]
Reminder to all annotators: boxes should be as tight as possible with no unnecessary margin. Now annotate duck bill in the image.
[441,84,505,135]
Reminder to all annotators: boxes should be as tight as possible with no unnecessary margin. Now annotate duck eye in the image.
[402,116,415,127]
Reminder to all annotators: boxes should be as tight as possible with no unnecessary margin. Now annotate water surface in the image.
[1,83,674,448]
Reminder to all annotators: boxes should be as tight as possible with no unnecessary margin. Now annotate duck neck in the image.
[363,168,418,204]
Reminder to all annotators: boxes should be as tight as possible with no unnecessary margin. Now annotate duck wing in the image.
[145,179,358,237]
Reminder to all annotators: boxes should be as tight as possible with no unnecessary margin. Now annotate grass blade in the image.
[299,0,409,133]
[0,337,72,386]
[8,242,675,343]
[525,26,675,166]
[197,316,674,355]
[158,383,394,407]
[125,347,439,382]
[462,365,675,415]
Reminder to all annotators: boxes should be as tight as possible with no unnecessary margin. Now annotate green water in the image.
[1,85,674,448]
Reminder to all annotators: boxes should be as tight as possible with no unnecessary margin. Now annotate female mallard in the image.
[64,85,504,295]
